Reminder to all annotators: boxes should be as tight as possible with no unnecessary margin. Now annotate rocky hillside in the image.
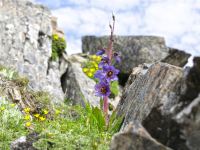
[0,0,199,150]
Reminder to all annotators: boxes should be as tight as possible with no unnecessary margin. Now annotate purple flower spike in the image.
[103,65,119,81]
[113,52,121,63]
[99,56,110,68]
[94,70,105,80]
[96,49,105,55]
[95,81,111,97]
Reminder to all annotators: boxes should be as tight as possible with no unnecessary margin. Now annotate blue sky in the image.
[33,0,200,57]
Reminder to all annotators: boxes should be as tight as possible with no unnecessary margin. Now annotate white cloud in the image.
[66,37,81,54]
[141,0,200,56]
[48,0,200,56]
[144,2,191,35]
[67,0,140,11]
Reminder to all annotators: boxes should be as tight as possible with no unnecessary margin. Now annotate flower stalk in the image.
[103,96,109,122]
[94,14,120,124]
[107,14,115,60]
[104,14,115,123]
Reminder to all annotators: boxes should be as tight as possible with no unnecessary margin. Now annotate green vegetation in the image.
[0,55,121,148]
[31,91,52,111]
[0,65,29,87]
[110,81,119,98]
[0,63,122,150]
[0,99,28,150]
[51,34,66,61]
[0,96,123,150]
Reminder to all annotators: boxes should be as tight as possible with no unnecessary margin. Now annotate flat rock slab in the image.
[110,121,172,150]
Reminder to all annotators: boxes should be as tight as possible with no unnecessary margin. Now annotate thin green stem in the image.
[103,96,109,124]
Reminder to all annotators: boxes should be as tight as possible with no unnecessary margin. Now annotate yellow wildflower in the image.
[0,106,5,111]
[90,68,95,73]
[91,55,97,60]
[10,104,16,107]
[42,109,49,115]
[24,115,30,120]
[87,72,93,77]
[53,34,59,40]
[91,61,97,65]
[83,68,88,73]
[25,122,31,127]
[24,108,30,113]
[39,116,46,121]
[94,64,98,69]
[96,56,102,62]
[34,114,40,118]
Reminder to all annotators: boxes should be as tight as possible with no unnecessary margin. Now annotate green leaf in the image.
[110,81,119,97]
[92,107,106,132]
[108,110,124,134]
[109,110,117,125]
[100,98,103,110]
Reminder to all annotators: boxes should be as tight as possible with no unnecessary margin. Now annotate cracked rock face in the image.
[82,36,169,74]
[0,0,63,101]
[115,57,200,150]
[117,62,184,127]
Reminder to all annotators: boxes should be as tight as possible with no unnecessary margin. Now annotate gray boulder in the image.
[117,62,183,127]
[161,47,191,67]
[10,133,39,150]
[110,121,172,150]
[60,54,100,107]
[82,36,169,74]
[142,58,200,150]
[0,0,63,102]
[115,57,200,149]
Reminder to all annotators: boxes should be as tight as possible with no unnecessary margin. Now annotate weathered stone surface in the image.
[116,62,183,127]
[60,54,100,107]
[142,95,200,150]
[116,57,200,150]
[0,0,64,102]
[161,47,191,67]
[10,132,39,150]
[82,36,169,74]
[175,95,200,150]
[110,121,172,150]
[51,16,65,38]
[142,57,200,150]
